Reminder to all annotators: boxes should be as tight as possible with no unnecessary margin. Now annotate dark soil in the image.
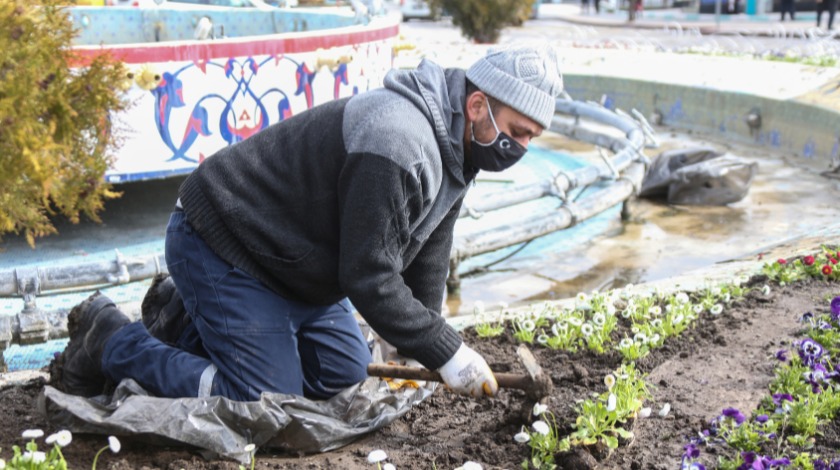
[1,278,838,469]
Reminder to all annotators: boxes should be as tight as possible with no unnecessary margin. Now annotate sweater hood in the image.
[383,60,468,184]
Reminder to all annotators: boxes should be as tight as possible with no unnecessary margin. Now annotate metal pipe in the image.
[452,163,645,261]
[0,251,166,298]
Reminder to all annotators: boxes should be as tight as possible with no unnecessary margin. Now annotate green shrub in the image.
[0,0,128,245]
[429,0,537,44]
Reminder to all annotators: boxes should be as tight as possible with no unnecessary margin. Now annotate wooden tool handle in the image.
[367,363,533,391]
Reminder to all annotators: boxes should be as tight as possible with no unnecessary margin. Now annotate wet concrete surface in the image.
[445,129,840,315]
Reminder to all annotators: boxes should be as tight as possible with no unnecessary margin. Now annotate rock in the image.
[559,447,599,470]
[572,364,589,380]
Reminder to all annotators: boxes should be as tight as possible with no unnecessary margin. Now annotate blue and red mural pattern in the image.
[150,54,358,164]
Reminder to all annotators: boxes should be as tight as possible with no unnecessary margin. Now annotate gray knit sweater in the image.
[177,60,474,370]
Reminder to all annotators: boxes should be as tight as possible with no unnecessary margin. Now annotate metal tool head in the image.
[515,344,553,401]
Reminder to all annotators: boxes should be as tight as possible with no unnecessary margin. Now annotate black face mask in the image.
[470,98,528,172]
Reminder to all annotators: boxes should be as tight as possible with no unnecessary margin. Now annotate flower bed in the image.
[0,248,838,469]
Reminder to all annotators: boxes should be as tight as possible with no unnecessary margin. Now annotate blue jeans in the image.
[102,210,372,400]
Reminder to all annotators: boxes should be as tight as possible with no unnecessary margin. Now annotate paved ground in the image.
[535,1,837,35]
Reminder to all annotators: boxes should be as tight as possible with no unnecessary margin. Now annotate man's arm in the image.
[400,195,463,316]
[337,153,462,370]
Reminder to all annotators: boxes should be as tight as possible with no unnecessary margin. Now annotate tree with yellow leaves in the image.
[0,0,127,246]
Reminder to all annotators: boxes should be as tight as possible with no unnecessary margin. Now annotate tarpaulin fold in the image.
[41,336,436,464]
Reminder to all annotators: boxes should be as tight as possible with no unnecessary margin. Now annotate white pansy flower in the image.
[722,293,731,303]
[693,304,703,314]
[649,333,661,345]
[659,403,671,417]
[244,443,256,453]
[671,314,684,326]
[551,322,567,336]
[638,407,652,418]
[675,293,689,304]
[0,458,5,469]
[519,319,536,332]
[711,286,722,296]
[606,303,616,316]
[619,338,633,349]
[457,462,483,470]
[367,449,388,463]
[23,452,46,464]
[568,316,583,327]
[651,319,663,328]
[514,431,531,443]
[533,403,548,416]
[384,464,396,470]
[761,285,771,296]
[536,334,549,345]
[592,313,606,326]
[710,304,723,315]
[532,420,550,435]
[665,304,672,313]
[576,292,588,303]
[649,305,662,316]
[633,333,647,344]
[45,430,72,447]
[621,308,632,319]
[22,429,44,440]
[581,323,594,337]
[108,436,121,453]
[604,374,616,389]
[606,394,617,412]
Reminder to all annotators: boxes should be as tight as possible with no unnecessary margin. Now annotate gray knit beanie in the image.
[466,44,563,129]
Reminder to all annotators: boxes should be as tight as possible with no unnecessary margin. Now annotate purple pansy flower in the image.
[772,393,793,404]
[683,443,700,459]
[722,408,746,425]
[775,350,788,362]
[831,296,840,322]
[755,414,769,423]
[800,312,814,324]
[798,338,825,367]
[814,459,840,470]
[739,452,791,470]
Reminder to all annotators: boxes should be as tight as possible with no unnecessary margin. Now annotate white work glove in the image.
[437,343,498,398]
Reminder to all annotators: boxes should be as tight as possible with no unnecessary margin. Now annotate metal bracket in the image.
[0,316,12,351]
[107,249,131,285]
[563,201,582,227]
[597,147,621,180]
[550,172,571,201]
[14,267,49,345]
[464,205,484,220]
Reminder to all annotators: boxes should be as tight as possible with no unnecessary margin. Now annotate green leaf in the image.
[603,435,619,449]
[614,428,634,439]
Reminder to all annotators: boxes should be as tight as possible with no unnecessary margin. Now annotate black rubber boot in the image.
[141,274,190,346]
[49,292,130,397]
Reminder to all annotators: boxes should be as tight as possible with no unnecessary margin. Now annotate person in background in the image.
[817,0,838,29]
[581,0,591,14]
[51,44,564,405]
[780,0,796,21]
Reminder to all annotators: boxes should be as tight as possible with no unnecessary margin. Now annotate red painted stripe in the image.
[69,23,398,66]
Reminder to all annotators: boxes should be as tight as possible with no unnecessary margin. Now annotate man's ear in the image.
[465,91,487,122]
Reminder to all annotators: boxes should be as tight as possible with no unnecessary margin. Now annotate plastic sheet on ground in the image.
[639,146,758,205]
[40,335,435,464]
